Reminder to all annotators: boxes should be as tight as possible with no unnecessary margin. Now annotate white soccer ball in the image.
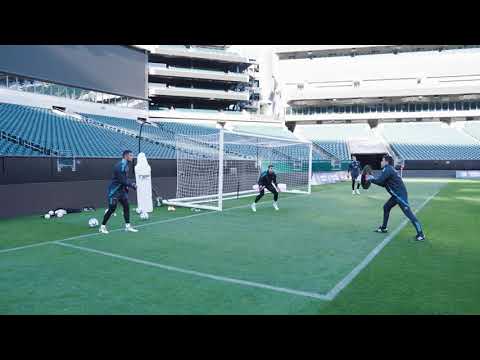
[140,212,149,220]
[167,206,176,212]
[44,214,51,219]
[88,218,99,228]
[55,209,67,217]
[135,208,142,214]
[48,210,54,216]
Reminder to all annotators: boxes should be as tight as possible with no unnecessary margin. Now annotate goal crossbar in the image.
[166,128,313,211]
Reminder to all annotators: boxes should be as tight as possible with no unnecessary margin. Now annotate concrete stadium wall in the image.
[404,160,480,170]
[0,177,176,219]
[0,157,177,219]
[401,170,458,178]
[0,157,262,218]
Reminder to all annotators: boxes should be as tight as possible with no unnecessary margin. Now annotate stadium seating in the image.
[378,122,480,160]
[0,103,174,158]
[229,124,299,140]
[294,124,375,160]
[83,114,310,161]
[0,137,40,156]
[0,104,277,160]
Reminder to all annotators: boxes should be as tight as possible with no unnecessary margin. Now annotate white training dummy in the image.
[135,152,153,213]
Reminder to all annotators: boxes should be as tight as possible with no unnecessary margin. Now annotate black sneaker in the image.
[415,234,426,241]
[375,226,388,233]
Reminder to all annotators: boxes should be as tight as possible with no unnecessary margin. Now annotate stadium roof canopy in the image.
[276,45,480,60]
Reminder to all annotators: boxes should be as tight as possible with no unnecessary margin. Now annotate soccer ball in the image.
[135,208,142,214]
[167,206,176,212]
[44,214,51,219]
[88,218,99,228]
[55,209,66,217]
[140,212,149,220]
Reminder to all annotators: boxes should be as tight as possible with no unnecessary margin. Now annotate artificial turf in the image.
[0,179,478,314]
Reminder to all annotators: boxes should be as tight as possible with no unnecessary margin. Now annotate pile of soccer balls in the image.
[43,209,67,219]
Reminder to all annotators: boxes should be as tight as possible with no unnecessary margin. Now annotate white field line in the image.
[54,241,330,301]
[0,193,307,255]
[323,188,441,301]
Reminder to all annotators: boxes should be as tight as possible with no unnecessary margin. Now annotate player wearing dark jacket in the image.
[100,150,138,234]
[348,155,362,194]
[251,165,281,212]
[366,155,425,241]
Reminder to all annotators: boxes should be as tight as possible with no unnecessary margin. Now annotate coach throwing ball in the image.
[363,155,425,241]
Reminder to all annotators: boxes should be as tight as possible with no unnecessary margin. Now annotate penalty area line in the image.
[323,188,442,301]
[53,241,330,301]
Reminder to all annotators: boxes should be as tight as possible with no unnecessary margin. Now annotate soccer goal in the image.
[163,127,313,211]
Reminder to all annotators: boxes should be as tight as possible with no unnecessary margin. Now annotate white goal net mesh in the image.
[165,130,312,211]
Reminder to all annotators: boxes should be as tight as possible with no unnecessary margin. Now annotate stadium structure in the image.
[1,44,480,218]
[1,45,480,315]
[272,45,480,175]
[136,45,262,119]
[0,45,303,218]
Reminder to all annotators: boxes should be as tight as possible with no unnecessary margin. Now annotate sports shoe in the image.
[352,190,356,195]
[356,189,361,195]
[415,234,425,241]
[273,201,279,211]
[125,224,139,232]
[375,226,388,233]
[251,203,256,212]
[99,225,109,234]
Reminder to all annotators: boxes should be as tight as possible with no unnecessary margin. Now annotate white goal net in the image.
[163,128,313,211]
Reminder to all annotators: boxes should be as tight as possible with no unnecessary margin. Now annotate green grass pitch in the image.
[0,179,479,314]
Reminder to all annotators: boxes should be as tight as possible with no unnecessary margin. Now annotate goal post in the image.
[163,128,313,211]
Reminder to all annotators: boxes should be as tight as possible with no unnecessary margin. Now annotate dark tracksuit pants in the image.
[351,174,360,190]
[382,195,423,235]
[102,192,130,225]
[255,184,278,203]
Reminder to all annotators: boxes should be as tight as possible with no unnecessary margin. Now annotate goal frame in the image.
[163,127,313,211]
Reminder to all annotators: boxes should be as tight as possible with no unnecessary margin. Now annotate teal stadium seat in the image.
[379,122,480,160]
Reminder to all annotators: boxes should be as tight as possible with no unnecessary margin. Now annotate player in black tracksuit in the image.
[100,150,138,234]
[366,155,425,241]
[251,165,281,212]
[348,155,362,195]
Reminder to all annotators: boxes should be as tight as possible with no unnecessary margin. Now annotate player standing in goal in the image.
[365,155,425,241]
[251,165,281,212]
[348,154,362,195]
[100,150,139,234]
